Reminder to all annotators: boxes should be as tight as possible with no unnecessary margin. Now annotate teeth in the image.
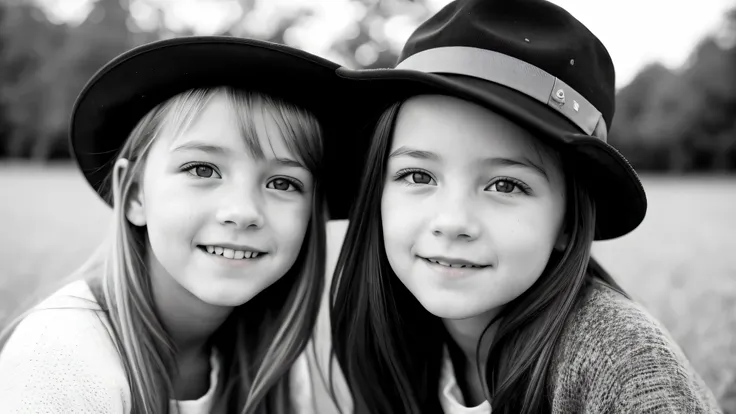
[203,246,263,260]
[428,258,483,268]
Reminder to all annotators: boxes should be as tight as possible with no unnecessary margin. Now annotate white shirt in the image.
[439,348,492,414]
[0,280,315,414]
[170,349,220,414]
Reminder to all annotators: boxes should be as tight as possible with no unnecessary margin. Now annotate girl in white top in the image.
[0,36,351,414]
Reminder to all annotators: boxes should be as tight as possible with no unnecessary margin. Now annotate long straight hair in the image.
[329,101,628,414]
[2,87,326,414]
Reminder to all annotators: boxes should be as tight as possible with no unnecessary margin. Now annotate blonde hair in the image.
[3,87,327,414]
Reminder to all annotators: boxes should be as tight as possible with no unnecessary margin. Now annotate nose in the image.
[215,184,264,230]
[429,192,481,242]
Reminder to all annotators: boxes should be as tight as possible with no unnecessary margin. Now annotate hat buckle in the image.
[552,88,566,104]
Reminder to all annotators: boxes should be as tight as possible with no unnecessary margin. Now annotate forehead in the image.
[158,91,294,160]
[393,95,561,170]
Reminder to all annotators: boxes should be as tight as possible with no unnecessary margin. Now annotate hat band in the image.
[396,46,607,141]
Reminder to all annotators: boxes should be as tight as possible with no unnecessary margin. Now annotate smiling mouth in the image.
[420,256,489,269]
[198,245,267,260]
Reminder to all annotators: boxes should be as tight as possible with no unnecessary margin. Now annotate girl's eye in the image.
[396,169,436,186]
[184,164,221,179]
[267,178,301,192]
[485,179,529,194]
[194,166,214,178]
[410,172,433,185]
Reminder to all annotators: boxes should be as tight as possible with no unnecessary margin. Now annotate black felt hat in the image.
[69,35,369,220]
[336,0,647,240]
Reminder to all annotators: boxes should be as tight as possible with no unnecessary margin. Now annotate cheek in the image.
[267,197,312,250]
[494,205,563,283]
[381,187,419,267]
[144,197,202,271]
[142,173,198,235]
[502,213,558,251]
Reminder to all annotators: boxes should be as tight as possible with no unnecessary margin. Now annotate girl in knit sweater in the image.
[325,0,723,413]
[0,37,351,414]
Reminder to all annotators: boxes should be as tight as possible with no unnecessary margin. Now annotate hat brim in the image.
[336,67,647,240]
[70,36,367,219]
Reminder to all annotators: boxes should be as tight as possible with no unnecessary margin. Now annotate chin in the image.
[192,282,261,308]
[201,294,254,307]
[416,295,489,320]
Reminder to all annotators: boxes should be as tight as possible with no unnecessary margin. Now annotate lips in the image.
[420,256,489,269]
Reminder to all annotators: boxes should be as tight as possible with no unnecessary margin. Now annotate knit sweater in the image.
[437,280,723,413]
[306,280,723,414]
[0,280,316,413]
[544,280,721,413]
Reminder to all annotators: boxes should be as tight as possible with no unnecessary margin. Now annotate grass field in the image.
[1,162,734,412]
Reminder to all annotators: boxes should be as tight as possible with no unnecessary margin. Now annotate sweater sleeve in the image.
[0,306,132,413]
[549,283,722,414]
[607,336,723,413]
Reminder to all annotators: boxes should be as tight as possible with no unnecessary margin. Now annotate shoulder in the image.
[290,337,353,414]
[559,280,675,361]
[0,280,131,413]
[290,349,315,414]
[548,279,722,413]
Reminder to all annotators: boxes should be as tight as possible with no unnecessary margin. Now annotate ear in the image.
[113,158,146,227]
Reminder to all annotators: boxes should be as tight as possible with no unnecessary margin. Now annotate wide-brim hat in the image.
[69,35,371,220]
[336,0,647,240]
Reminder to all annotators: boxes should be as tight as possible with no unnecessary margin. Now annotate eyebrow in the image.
[388,146,548,181]
[171,142,228,155]
[274,157,306,169]
[388,146,439,161]
[171,141,306,169]
[484,157,549,181]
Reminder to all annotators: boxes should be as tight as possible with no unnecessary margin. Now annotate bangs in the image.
[226,88,323,174]
[159,87,323,174]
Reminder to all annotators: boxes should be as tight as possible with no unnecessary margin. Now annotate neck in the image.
[147,250,233,357]
[442,308,500,367]
[442,308,500,406]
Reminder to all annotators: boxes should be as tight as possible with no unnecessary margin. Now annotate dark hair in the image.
[329,100,628,414]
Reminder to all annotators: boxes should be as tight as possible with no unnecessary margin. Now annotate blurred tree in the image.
[609,64,678,170]
[0,2,7,158]
[0,0,733,172]
[329,0,432,69]
[0,0,433,161]
[0,0,145,160]
[685,10,736,172]
[227,4,315,46]
[0,1,68,159]
[223,0,431,68]
[609,5,736,172]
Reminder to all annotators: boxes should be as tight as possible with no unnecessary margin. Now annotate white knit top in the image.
[0,280,315,413]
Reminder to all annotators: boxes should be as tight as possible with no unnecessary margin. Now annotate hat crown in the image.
[398,0,616,129]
